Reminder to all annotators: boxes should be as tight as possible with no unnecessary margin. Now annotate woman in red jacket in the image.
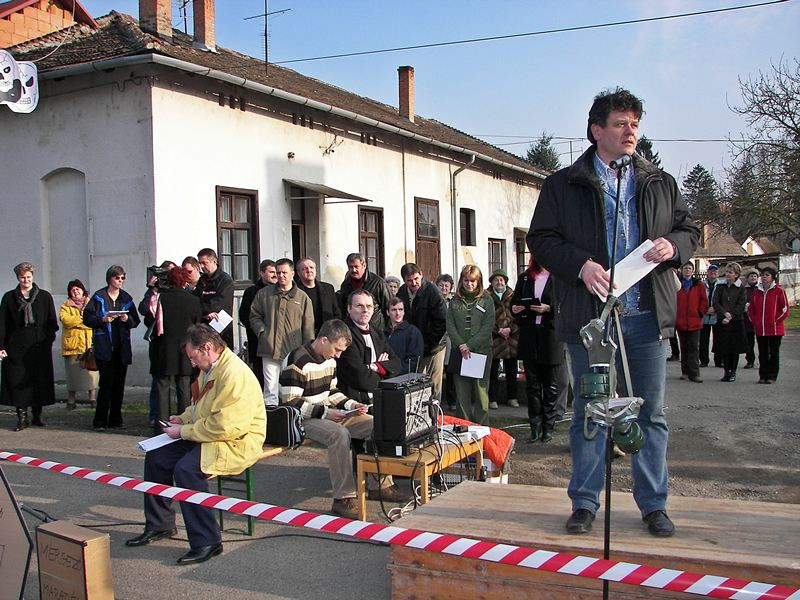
[747,267,790,384]
[675,262,708,383]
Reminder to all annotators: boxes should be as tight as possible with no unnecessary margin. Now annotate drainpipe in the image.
[451,154,475,273]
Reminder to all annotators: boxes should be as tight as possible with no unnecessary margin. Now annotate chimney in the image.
[193,0,216,51]
[140,0,172,41]
[398,66,414,123]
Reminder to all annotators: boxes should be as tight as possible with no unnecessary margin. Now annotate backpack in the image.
[265,405,305,449]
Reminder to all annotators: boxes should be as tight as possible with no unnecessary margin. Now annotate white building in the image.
[1,0,547,383]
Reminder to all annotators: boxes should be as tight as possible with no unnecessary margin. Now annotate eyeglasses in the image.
[114,275,126,281]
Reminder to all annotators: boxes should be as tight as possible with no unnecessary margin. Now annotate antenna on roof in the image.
[243,2,292,77]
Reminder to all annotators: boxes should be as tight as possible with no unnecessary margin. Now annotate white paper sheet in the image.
[595,239,657,303]
[460,352,487,379]
[136,433,178,453]
[209,309,233,333]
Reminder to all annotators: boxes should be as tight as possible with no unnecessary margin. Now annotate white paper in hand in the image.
[209,309,233,333]
[136,433,178,453]
[596,239,656,303]
[460,352,488,379]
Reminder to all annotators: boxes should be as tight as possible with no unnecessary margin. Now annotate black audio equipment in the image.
[371,373,437,457]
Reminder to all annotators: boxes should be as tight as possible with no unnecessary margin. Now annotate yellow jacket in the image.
[59,300,93,356]
[179,347,266,476]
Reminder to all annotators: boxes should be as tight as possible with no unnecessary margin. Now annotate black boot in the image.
[728,371,736,382]
[721,370,731,382]
[528,421,541,443]
[14,408,28,431]
[31,407,44,427]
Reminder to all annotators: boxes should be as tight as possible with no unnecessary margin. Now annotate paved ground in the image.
[1,331,798,598]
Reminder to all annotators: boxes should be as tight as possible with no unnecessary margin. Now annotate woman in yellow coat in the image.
[59,279,98,409]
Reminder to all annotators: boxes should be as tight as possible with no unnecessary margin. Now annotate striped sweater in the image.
[279,342,359,419]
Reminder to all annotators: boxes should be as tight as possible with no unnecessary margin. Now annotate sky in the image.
[78,0,800,183]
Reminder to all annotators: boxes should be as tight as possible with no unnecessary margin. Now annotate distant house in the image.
[1,0,547,382]
[0,0,97,47]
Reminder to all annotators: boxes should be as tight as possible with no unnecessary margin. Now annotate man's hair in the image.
[435,274,454,287]
[296,257,315,269]
[13,262,35,277]
[346,252,365,265]
[587,87,644,145]
[259,259,276,271]
[275,258,294,270]
[197,248,218,261]
[347,288,374,307]
[105,264,126,284]
[387,296,404,309]
[400,263,421,279]
[455,264,486,300]
[182,256,200,269]
[681,261,694,269]
[318,319,352,345]
[183,324,226,351]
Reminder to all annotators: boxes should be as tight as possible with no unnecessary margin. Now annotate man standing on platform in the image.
[238,259,276,389]
[249,258,314,405]
[126,325,265,564]
[339,253,391,332]
[295,257,340,335]
[529,88,699,538]
[194,249,234,349]
[396,263,447,398]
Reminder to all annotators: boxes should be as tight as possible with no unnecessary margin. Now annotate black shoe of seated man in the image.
[176,543,223,565]
[541,430,553,443]
[565,509,595,534]
[528,428,541,443]
[368,484,412,502]
[643,510,675,537]
[125,528,178,547]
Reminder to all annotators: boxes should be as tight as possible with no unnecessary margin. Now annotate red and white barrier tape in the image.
[2,451,798,599]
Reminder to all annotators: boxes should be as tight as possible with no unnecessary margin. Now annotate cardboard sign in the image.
[0,466,34,600]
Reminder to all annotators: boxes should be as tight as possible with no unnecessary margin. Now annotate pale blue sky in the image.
[79,0,799,182]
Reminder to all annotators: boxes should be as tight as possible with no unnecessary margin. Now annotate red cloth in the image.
[747,284,790,336]
[440,414,515,473]
[675,278,708,332]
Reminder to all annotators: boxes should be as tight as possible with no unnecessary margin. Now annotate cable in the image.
[31,1,78,64]
[274,1,788,64]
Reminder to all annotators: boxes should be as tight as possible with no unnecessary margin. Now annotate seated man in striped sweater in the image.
[279,319,408,519]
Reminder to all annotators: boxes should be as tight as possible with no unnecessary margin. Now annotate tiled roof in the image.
[10,11,545,177]
[0,0,96,26]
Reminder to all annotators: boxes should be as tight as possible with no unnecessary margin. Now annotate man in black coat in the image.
[396,263,447,399]
[295,257,340,335]
[336,289,400,404]
[238,259,276,389]
[338,253,391,332]
[194,248,234,349]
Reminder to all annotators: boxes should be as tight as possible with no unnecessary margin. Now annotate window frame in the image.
[487,237,506,275]
[358,205,385,277]
[460,208,476,246]
[215,186,260,289]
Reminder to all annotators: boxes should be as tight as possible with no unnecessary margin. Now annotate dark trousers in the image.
[523,359,559,435]
[94,349,128,428]
[143,440,221,549]
[722,353,740,374]
[155,375,190,422]
[745,331,756,365]
[677,329,701,379]
[756,336,782,381]
[700,324,721,366]
[669,336,680,360]
[489,358,518,402]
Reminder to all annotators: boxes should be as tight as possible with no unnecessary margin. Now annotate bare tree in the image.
[723,58,800,241]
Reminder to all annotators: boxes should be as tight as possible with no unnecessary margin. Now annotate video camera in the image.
[146,265,170,290]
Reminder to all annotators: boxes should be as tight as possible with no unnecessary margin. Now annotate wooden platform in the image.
[391,482,800,599]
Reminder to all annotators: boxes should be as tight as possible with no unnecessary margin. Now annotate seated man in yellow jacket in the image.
[126,325,266,565]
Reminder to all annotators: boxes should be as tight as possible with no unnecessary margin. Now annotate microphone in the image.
[610,154,632,170]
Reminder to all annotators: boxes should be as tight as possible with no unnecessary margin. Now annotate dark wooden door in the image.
[415,198,441,278]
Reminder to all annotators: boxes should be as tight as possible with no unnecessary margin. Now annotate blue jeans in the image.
[566,312,669,517]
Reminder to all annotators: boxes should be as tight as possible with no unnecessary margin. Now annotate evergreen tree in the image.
[524,132,560,171]
[682,164,721,228]
[636,135,661,168]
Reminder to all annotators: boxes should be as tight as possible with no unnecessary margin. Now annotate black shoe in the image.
[177,543,223,565]
[541,430,553,443]
[728,371,736,382]
[689,376,703,383]
[368,485,412,502]
[720,371,731,382]
[528,428,541,443]
[566,509,595,534]
[643,510,675,537]
[126,528,178,547]
[31,416,45,427]
[743,362,754,369]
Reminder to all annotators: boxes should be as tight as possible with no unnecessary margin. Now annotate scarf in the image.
[492,286,506,301]
[148,291,164,337]
[15,283,39,326]
[66,296,89,311]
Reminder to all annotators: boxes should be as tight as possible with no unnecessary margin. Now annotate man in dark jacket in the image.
[529,88,699,539]
[396,263,447,398]
[337,289,400,403]
[194,248,234,349]
[295,257,340,335]
[338,253,391,332]
[238,259,276,389]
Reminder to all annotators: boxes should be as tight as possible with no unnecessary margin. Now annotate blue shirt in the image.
[593,153,642,313]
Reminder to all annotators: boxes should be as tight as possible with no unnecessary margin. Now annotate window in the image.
[460,208,476,246]
[359,207,385,276]
[216,187,259,286]
[415,198,441,279]
[515,228,530,274]
[488,238,506,274]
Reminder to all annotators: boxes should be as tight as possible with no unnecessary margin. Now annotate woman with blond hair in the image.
[445,265,495,424]
[711,262,747,382]
[59,279,98,409]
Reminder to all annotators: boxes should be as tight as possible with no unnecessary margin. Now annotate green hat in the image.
[490,268,509,284]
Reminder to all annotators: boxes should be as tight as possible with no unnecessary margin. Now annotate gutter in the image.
[40,53,546,181]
